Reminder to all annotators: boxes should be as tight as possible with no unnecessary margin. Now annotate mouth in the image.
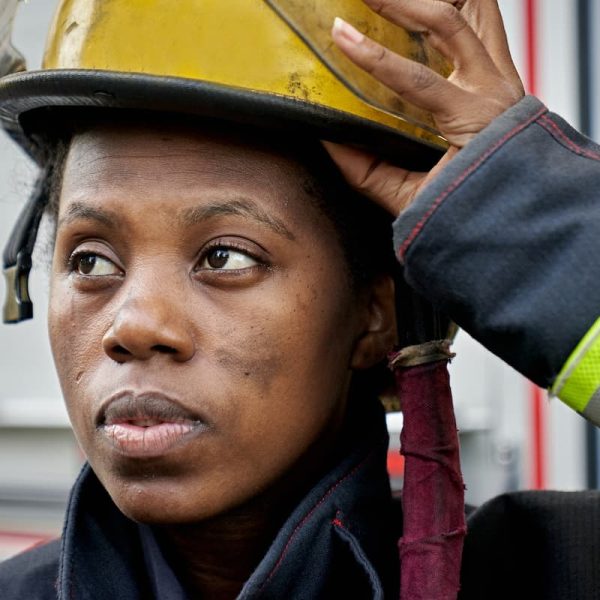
[97,392,210,458]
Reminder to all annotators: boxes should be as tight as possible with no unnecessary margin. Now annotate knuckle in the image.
[355,171,376,194]
[436,1,459,21]
[409,63,436,91]
[433,2,466,34]
[355,158,384,194]
[365,43,389,74]
[368,0,395,18]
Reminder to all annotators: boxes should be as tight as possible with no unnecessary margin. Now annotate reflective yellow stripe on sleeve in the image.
[551,317,600,426]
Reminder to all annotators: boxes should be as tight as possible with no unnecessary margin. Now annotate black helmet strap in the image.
[3,170,48,323]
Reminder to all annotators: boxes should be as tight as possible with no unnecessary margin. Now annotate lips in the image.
[98,392,209,458]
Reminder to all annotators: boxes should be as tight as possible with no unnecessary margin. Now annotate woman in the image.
[3,0,599,598]
[1,1,461,594]
[17,116,401,599]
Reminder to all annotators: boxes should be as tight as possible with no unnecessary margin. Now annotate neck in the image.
[157,496,284,600]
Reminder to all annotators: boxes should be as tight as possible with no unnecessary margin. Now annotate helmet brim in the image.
[0,69,443,170]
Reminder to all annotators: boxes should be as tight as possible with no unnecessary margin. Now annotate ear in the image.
[350,275,397,370]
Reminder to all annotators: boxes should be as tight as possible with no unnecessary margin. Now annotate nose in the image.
[102,289,196,363]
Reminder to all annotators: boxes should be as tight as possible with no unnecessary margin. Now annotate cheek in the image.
[207,273,357,448]
[49,278,82,385]
[48,276,110,429]
[214,270,355,395]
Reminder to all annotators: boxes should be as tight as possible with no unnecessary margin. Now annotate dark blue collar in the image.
[138,523,188,600]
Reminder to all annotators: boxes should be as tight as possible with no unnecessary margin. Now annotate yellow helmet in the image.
[1,0,450,323]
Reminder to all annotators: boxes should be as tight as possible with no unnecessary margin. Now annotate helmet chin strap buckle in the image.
[3,251,33,324]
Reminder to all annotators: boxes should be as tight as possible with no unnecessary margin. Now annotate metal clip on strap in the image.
[3,251,33,324]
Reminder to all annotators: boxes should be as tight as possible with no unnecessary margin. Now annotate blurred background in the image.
[1,0,599,560]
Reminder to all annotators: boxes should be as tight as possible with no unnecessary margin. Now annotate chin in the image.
[96,463,259,525]
[108,480,215,524]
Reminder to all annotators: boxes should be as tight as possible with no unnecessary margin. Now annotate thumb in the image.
[322,141,426,215]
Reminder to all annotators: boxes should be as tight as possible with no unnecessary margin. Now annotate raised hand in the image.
[325,0,524,216]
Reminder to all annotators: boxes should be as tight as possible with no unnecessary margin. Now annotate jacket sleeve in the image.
[393,95,600,425]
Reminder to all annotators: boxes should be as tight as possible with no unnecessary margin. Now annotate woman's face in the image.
[48,124,383,523]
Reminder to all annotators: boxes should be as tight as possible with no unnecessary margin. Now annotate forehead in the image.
[56,122,341,254]
[60,123,312,202]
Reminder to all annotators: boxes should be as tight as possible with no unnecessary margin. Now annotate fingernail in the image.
[333,17,364,45]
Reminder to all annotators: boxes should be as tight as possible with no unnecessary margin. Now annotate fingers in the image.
[359,0,498,77]
[363,0,464,34]
[332,18,472,116]
[326,0,524,217]
[461,1,524,93]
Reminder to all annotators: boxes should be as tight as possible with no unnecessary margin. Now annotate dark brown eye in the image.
[200,247,258,270]
[72,253,120,276]
[78,255,97,275]
[207,249,230,269]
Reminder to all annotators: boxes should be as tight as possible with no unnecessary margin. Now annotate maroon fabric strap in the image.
[392,357,466,600]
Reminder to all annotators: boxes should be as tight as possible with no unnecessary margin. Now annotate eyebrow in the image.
[180,198,296,241]
[57,202,122,230]
[57,198,296,241]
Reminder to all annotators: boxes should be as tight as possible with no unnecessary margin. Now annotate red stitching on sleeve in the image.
[398,106,548,260]
[538,114,600,162]
[258,447,377,590]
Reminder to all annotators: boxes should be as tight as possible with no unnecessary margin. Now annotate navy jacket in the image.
[394,96,600,423]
